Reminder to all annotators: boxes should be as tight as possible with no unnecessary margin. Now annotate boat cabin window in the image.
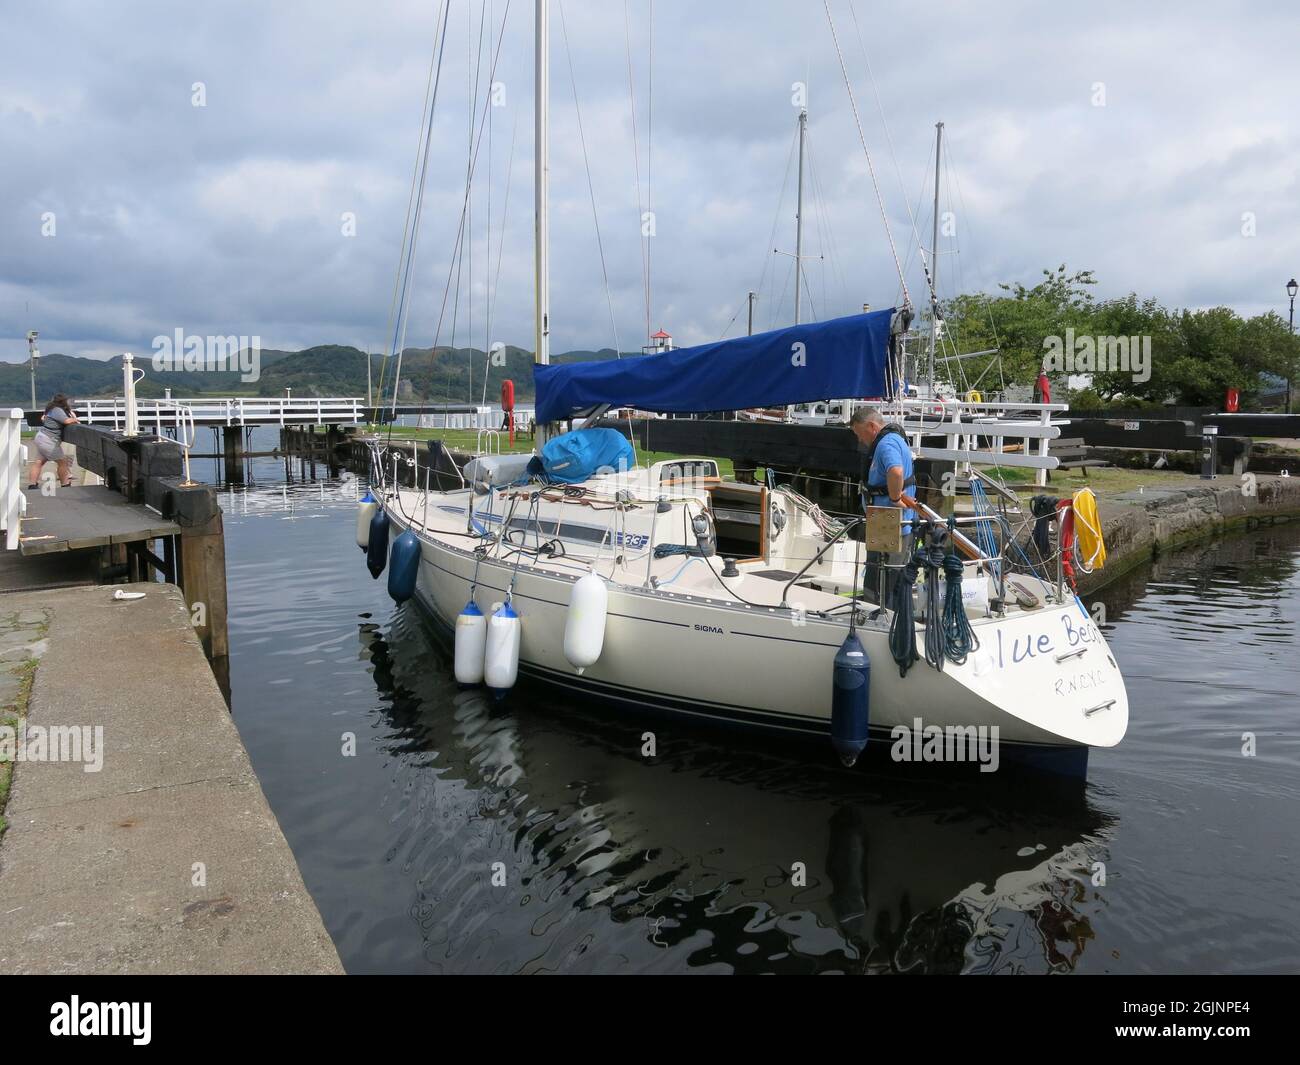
[654,459,721,487]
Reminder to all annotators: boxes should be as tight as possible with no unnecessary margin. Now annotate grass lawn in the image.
[1010,465,1208,499]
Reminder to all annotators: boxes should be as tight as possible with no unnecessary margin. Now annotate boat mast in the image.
[927,120,942,398]
[793,108,807,325]
[534,0,550,372]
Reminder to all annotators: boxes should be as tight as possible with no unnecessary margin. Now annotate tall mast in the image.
[793,108,807,325]
[927,120,942,397]
[534,0,550,370]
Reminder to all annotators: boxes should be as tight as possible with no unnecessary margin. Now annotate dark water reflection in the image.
[221,475,1300,974]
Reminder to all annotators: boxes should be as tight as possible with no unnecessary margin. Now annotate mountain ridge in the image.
[0,344,629,407]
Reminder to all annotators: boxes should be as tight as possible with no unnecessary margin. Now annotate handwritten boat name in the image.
[996,612,1101,669]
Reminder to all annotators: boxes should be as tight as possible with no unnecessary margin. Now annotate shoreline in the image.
[1077,473,1300,595]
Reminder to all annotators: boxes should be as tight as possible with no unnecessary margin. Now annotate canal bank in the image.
[1077,472,1300,595]
[0,581,343,974]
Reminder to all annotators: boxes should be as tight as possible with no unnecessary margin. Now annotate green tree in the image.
[941,265,1098,390]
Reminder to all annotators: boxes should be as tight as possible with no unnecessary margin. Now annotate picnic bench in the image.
[1047,437,1108,481]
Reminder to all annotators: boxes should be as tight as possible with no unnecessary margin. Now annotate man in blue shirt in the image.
[850,407,917,606]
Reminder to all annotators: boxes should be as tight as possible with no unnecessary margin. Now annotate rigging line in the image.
[437,22,478,413]
[484,105,520,406]
[892,142,937,317]
[771,254,796,332]
[444,189,468,407]
[646,0,653,344]
[419,0,514,408]
[485,0,493,369]
[558,0,621,359]
[623,0,650,346]
[804,127,847,317]
[944,136,1007,390]
[472,3,491,404]
[752,121,800,330]
[822,0,909,307]
[935,144,970,371]
[389,0,453,423]
[898,153,932,285]
[465,2,475,405]
[392,6,452,410]
[717,295,748,341]
[811,148,848,317]
[377,5,444,422]
[845,0,933,314]
[798,258,820,322]
[808,144,839,316]
[450,0,489,408]
[941,140,964,315]
[378,2,449,421]
[392,17,453,418]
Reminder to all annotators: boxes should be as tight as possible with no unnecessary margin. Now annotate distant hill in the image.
[0,349,296,406]
[0,344,627,408]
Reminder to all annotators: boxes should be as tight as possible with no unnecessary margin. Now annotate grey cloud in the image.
[2,0,1298,369]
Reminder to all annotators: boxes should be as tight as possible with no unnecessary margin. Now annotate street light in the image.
[1288,279,1298,414]
[25,330,39,411]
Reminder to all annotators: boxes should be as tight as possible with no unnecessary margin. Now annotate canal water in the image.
[215,443,1300,973]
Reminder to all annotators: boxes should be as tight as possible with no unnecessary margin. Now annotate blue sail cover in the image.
[533,308,895,423]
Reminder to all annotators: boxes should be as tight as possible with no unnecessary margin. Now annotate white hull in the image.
[382,481,1128,775]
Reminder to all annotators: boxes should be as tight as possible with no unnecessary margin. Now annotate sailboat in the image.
[360,0,1129,778]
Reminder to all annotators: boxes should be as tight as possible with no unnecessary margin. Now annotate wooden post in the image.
[222,425,245,484]
[177,511,231,702]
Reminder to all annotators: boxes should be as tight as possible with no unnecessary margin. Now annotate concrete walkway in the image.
[0,582,343,974]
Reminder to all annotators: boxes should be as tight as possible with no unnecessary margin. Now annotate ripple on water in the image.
[223,485,1300,973]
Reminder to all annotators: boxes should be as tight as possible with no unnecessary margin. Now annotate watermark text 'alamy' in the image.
[152,329,260,382]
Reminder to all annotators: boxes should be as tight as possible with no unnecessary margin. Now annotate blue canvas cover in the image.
[533,308,895,423]
[534,427,635,483]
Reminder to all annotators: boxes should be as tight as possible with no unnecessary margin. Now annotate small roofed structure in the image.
[643,329,673,355]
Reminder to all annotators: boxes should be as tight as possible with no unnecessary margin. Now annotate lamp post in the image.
[25,330,39,411]
[1288,278,1297,413]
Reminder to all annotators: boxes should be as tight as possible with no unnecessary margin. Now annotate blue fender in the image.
[388,529,421,603]
[830,632,871,767]
[366,508,390,579]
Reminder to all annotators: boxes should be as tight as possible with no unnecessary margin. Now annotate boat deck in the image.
[387,486,859,615]
[385,483,1054,629]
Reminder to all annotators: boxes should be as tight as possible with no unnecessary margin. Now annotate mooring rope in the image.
[940,548,979,665]
[888,549,920,677]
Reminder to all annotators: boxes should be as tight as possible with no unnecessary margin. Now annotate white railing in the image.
[417,405,502,430]
[894,399,1071,487]
[75,396,369,428]
[2,408,28,550]
[145,399,199,484]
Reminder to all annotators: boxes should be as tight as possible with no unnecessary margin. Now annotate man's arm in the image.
[885,465,918,510]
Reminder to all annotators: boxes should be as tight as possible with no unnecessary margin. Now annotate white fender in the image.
[563,572,608,673]
[484,602,521,692]
[453,601,486,685]
[356,494,378,550]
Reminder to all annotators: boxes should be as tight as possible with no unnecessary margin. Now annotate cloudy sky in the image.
[2,0,1297,369]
